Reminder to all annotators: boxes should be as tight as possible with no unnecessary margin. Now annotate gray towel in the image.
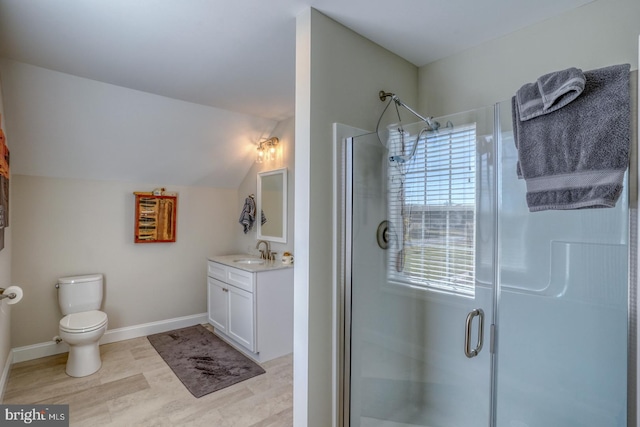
[239,195,257,233]
[238,195,267,233]
[512,64,631,212]
[516,67,585,121]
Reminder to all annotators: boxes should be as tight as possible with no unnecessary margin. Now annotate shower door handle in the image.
[464,308,485,358]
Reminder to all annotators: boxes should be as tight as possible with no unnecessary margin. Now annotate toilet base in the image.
[66,341,102,377]
[59,314,108,378]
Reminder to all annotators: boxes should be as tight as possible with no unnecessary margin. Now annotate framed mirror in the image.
[257,168,287,243]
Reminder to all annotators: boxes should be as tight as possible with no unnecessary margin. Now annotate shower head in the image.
[389,127,430,164]
[390,157,415,164]
[389,155,408,164]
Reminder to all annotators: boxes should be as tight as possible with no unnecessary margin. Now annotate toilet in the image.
[56,274,108,377]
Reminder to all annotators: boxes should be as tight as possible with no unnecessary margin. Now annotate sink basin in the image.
[233,258,265,265]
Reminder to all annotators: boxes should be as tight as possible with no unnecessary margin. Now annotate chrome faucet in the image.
[256,240,271,260]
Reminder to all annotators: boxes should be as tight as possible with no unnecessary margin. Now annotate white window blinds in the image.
[388,123,477,297]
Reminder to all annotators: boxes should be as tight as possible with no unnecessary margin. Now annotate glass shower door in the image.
[346,99,631,426]
[346,105,497,426]
[494,99,629,427]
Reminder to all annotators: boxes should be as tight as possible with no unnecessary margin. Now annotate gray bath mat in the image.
[147,324,265,398]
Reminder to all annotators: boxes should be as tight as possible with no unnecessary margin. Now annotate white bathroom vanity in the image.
[207,255,294,363]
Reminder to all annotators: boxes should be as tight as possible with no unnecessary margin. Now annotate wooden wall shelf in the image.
[134,192,177,243]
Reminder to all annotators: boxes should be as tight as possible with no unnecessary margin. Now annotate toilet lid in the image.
[59,310,108,333]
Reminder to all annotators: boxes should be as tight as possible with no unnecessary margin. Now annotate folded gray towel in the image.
[512,64,631,212]
[516,67,585,121]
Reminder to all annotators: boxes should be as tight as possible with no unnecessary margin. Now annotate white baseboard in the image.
[11,313,208,364]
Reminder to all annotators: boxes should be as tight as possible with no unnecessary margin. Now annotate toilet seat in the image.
[60,310,108,333]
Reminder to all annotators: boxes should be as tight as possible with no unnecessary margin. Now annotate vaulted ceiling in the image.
[0,0,594,186]
[0,0,595,119]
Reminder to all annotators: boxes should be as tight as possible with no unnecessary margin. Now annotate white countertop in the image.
[208,254,294,273]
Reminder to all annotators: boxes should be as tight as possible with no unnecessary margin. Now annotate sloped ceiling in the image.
[0,0,595,187]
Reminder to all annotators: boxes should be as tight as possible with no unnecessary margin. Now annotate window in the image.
[388,124,476,296]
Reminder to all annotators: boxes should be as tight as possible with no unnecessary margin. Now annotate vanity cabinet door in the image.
[207,277,228,335]
[227,285,255,352]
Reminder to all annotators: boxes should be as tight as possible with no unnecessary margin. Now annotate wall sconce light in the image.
[256,137,279,163]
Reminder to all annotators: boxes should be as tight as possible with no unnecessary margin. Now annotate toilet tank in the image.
[57,274,104,315]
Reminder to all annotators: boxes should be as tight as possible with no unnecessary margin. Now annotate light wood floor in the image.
[3,326,293,426]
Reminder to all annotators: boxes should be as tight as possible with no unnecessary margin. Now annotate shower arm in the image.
[379,91,439,131]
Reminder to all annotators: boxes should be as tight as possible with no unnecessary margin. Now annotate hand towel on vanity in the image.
[238,195,257,233]
[512,64,631,212]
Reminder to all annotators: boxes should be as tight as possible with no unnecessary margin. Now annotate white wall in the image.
[11,175,237,348]
[295,8,418,426]
[0,59,277,188]
[418,0,640,117]
[0,61,251,349]
[0,72,12,397]
[235,117,295,257]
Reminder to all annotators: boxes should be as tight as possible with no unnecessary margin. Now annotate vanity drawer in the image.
[207,261,226,281]
[226,267,254,293]
[207,260,254,293]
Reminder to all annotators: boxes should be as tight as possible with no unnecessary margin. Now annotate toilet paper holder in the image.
[0,288,17,301]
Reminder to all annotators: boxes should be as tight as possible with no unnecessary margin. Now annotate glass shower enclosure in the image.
[342,99,630,427]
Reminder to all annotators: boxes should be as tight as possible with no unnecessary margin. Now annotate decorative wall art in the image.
[0,114,9,251]
[133,190,177,243]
